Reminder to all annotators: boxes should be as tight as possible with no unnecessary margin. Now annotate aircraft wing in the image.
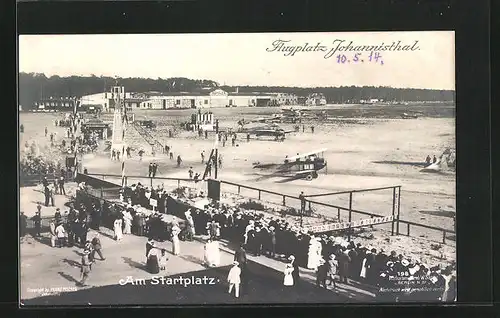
[293,169,316,175]
[286,148,328,161]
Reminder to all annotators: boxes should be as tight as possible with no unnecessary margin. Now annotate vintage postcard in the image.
[18,32,456,305]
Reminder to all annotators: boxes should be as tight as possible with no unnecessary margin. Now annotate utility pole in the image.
[214,120,219,179]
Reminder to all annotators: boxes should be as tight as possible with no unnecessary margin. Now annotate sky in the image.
[19,31,455,90]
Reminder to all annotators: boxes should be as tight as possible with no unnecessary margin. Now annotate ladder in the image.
[131,122,165,152]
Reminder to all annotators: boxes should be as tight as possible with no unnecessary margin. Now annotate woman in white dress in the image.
[122,210,133,234]
[210,239,221,267]
[204,238,212,265]
[283,263,294,286]
[171,222,181,255]
[114,217,123,241]
[307,238,317,270]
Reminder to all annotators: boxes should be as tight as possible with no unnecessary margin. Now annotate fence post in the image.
[282,195,286,206]
[258,190,261,200]
[238,186,241,194]
[125,176,128,187]
[347,192,352,241]
[442,231,446,244]
[100,187,103,198]
[407,223,410,236]
[337,208,340,221]
[150,177,153,188]
[396,186,401,235]
[391,187,396,236]
[177,179,180,188]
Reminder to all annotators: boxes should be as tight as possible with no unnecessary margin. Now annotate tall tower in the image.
[110,85,127,158]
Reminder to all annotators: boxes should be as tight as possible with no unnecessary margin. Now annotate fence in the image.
[80,173,454,245]
[219,180,455,245]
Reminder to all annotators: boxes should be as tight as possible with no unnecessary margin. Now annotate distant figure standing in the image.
[31,209,42,237]
[201,151,205,164]
[246,133,250,142]
[218,155,223,169]
[171,222,181,255]
[148,163,153,177]
[433,155,437,163]
[44,126,48,137]
[111,149,116,160]
[79,250,93,286]
[152,163,158,177]
[177,155,182,167]
[302,125,305,132]
[20,124,24,133]
[311,126,315,133]
[425,155,431,164]
[188,167,194,179]
[58,174,66,195]
[126,147,131,158]
[138,149,144,161]
[170,152,174,160]
[299,191,306,215]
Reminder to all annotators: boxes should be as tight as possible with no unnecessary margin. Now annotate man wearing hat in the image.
[91,234,105,261]
[234,244,249,295]
[316,257,328,289]
[227,261,241,298]
[146,238,155,260]
[79,249,93,287]
[31,206,42,237]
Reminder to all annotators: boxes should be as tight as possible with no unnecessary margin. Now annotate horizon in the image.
[19,72,454,92]
[19,32,455,90]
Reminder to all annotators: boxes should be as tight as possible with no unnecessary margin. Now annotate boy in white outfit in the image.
[227,261,241,298]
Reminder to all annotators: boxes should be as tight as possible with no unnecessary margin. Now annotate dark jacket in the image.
[234,247,247,265]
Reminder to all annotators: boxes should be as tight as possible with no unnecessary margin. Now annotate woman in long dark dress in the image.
[146,247,160,274]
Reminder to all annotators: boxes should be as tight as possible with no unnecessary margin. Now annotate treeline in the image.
[19,73,455,109]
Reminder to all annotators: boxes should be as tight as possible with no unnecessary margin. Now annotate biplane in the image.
[240,123,295,141]
[253,148,328,181]
[401,112,419,119]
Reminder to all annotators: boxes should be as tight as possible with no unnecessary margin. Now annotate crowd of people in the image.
[24,174,456,300]
[107,184,456,301]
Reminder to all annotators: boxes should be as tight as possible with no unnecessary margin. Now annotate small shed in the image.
[81,118,110,139]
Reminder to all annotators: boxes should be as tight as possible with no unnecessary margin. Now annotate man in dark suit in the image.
[91,235,105,260]
[234,244,248,295]
[316,258,328,288]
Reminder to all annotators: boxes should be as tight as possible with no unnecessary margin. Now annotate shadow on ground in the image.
[372,160,428,167]
[22,258,365,306]
[418,210,455,218]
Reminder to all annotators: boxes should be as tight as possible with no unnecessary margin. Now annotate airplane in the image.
[252,148,328,181]
[239,123,295,140]
[401,112,418,119]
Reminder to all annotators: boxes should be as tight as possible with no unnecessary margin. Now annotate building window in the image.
[204,100,208,104]
[176,100,181,105]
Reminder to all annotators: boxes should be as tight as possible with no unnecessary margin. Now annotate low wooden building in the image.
[81,118,110,139]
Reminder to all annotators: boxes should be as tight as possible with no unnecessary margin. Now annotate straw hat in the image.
[288,255,295,261]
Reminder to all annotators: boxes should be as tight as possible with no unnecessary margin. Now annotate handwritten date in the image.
[336,52,384,65]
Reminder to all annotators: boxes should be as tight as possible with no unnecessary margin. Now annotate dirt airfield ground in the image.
[20,104,456,234]
[19,104,456,303]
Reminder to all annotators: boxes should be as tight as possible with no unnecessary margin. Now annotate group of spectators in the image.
[72,182,456,302]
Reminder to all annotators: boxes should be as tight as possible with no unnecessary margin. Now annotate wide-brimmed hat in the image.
[401,259,410,267]
[232,261,239,266]
[288,255,295,261]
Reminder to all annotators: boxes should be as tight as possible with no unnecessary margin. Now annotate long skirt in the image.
[147,255,160,274]
[172,237,180,255]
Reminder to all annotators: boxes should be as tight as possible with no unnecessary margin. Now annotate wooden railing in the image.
[80,173,455,245]
[219,180,455,245]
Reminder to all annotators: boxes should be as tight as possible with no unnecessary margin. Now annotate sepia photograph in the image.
[18,32,456,306]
